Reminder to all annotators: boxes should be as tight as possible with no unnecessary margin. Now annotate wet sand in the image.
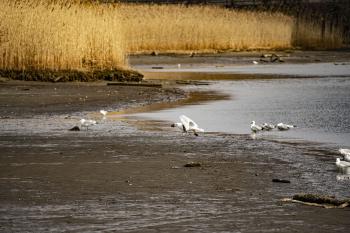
[1,54,350,232]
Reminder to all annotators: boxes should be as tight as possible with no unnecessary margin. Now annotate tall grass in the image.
[0,1,345,72]
[293,17,343,49]
[0,0,126,71]
[118,4,295,53]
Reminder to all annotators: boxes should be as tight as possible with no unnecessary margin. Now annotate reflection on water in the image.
[131,76,350,147]
[336,166,350,181]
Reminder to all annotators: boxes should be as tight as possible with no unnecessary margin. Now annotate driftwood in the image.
[107,82,162,88]
[272,178,291,183]
[175,80,210,85]
[282,194,350,209]
[260,53,284,63]
[184,162,202,167]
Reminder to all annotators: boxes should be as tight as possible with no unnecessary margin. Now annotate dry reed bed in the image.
[293,18,343,49]
[0,1,345,73]
[0,0,126,71]
[118,4,294,53]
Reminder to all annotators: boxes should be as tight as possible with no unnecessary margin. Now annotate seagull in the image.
[277,123,296,131]
[250,121,262,133]
[171,115,204,136]
[339,149,350,162]
[100,110,108,120]
[336,158,350,168]
[80,119,97,130]
[261,123,275,131]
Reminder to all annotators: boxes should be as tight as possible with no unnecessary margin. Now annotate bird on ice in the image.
[80,119,97,130]
[250,121,262,133]
[339,149,350,162]
[100,110,108,120]
[335,158,350,168]
[171,115,204,136]
[261,123,275,131]
[276,122,296,131]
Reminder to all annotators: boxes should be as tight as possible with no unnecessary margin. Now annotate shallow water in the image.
[139,62,350,77]
[133,71,350,148]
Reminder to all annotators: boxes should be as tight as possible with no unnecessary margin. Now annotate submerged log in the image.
[293,194,349,206]
[282,194,350,209]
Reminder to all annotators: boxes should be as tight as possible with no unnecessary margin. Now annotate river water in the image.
[132,62,350,148]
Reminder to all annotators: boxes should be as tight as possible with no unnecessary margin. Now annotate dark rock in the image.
[272,178,291,183]
[184,162,201,167]
[69,126,80,131]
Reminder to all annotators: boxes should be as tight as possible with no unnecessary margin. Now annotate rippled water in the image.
[133,76,350,147]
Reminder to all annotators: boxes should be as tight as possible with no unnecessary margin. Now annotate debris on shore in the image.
[282,194,350,208]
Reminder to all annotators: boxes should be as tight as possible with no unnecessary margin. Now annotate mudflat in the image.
[0,74,349,231]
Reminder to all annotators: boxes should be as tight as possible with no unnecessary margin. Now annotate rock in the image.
[69,126,80,131]
[0,77,9,82]
[184,162,201,167]
[270,53,280,62]
[272,178,291,183]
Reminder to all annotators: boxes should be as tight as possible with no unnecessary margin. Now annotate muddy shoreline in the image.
[0,81,185,118]
[1,54,350,232]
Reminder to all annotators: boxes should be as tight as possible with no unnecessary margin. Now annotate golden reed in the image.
[0,0,126,71]
[118,4,294,53]
[0,1,344,71]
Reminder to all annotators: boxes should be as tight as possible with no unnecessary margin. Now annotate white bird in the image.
[339,149,350,162]
[336,158,350,168]
[100,110,107,116]
[171,115,204,136]
[250,121,262,133]
[277,122,296,131]
[100,110,108,120]
[261,123,275,131]
[80,119,97,130]
[252,60,259,65]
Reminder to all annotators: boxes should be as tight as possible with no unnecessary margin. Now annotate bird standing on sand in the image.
[339,149,350,162]
[250,121,262,133]
[80,119,96,130]
[336,158,350,168]
[277,123,296,131]
[100,110,108,120]
[171,115,204,136]
[261,123,275,131]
